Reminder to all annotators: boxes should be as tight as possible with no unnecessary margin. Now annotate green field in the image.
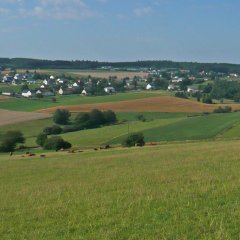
[1,140,240,239]
[0,92,165,112]
[110,112,240,144]
[1,112,240,149]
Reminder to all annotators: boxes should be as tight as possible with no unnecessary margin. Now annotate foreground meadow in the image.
[1,140,240,239]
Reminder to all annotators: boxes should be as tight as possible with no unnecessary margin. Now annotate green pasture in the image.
[1,140,240,239]
[110,112,240,144]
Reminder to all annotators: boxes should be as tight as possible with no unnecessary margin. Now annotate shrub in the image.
[0,131,25,152]
[0,138,16,152]
[89,109,105,127]
[213,106,232,113]
[36,133,48,147]
[137,114,146,122]
[103,110,117,124]
[202,97,213,104]
[43,125,62,135]
[175,92,188,99]
[53,109,71,125]
[122,133,145,147]
[44,137,72,151]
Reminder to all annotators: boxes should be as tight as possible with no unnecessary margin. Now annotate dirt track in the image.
[0,109,51,126]
[39,96,240,113]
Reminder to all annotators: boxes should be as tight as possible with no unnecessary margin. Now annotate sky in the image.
[0,0,240,63]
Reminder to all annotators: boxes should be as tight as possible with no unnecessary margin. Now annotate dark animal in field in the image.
[94,148,98,151]
[40,154,46,158]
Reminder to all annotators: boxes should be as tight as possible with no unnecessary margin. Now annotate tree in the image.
[103,110,117,124]
[0,138,16,152]
[4,131,25,144]
[36,133,48,147]
[21,84,29,92]
[0,131,25,152]
[122,133,145,147]
[43,125,62,135]
[44,137,71,150]
[53,109,71,125]
[89,109,105,127]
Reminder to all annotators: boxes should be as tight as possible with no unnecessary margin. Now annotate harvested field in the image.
[0,109,51,126]
[39,96,240,113]
[0,96,9,101]
[69,70,147,79]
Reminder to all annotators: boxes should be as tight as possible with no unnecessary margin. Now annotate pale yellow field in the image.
[0,109,50,126]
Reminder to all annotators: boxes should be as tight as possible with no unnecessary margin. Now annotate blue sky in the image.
[0,0,239,63]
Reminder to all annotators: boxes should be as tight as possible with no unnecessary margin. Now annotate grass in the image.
[1,140,240,239]
[0,83,39,93]
[110,112,240,144]
[1,112,240,148]
[0,92,165,112]
[0,113,185,147]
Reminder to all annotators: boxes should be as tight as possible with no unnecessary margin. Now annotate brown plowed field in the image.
[39,96,240,113]
[0,96,9,101]
[0,109,51,126]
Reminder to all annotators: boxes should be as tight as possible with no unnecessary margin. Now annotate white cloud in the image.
[0,7,10,15]
[133,6,152,17]
[31,0,94,19]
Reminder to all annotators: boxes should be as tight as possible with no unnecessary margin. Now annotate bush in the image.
[0,138,16,152]
[103,110,117,124]
[137,114,146,122]
[202,97,213,104]
[213,106,232,113]
[0,131,25,152]
[53,109,71,125]
[36,133,48,147]
[44,137,72,151]
[43,125,62,135]
[175,92,188,99]
[89,109,105,127]
[75,109,117,129]
[122,133,145,147]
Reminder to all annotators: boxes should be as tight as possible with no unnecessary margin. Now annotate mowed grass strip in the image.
[39,96,240,113]
[1,141,240,239]
[110,112,240,144]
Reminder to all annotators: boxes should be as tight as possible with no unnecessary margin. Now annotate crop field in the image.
[0,92,164,112]
[0,109,50,127]
[39,96,240,113]
[1,140,240,239]
[1,111,239,149]
[109,112,240,144]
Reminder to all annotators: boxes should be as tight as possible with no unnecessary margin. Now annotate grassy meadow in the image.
[1,112,240,148]
[1,141,240,239]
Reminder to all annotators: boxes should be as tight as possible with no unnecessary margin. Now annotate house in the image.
[172,78,183,83]
[58,88,74,95]
[22,90,35,98]
[2,91,14,96]
[82,89,88,96]
[168,84,179,91]
[104,86,116,94]
[187,86,200,94]
[12,79,21,85]
[2,75,14,83]
[146,84,153,90]
[36,89,55,97]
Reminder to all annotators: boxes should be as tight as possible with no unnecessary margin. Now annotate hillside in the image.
[1,58,240,73]
[1,141,240,239]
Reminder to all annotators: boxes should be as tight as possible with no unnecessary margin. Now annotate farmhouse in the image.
[187,86,200,93]
[58,88,74,95]
[36,89,55,97]
[104,87,116,94]
[22,90,35,98]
